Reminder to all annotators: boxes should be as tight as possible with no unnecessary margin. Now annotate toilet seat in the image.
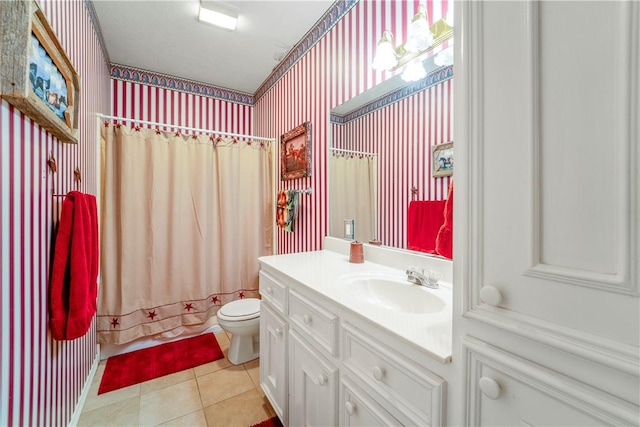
[218,298,260,322]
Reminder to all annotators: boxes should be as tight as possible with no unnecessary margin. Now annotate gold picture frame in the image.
[280,121,312,180]
[1,0,80,144]
[432,141,453,177]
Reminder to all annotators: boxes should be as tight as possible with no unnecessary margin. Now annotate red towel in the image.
[407,200,447,254]
[49,192,99,340]
[435,181,454,259]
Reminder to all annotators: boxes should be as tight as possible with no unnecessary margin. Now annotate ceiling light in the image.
[199,0,238,31]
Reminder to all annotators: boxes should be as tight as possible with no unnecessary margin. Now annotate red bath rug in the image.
[98,333,224,394]
[250,416,283,427]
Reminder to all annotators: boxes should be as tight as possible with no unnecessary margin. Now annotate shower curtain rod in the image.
[97,114,276,142]
[329,147,377,156]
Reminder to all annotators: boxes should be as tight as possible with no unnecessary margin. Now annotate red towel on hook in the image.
[49,191,99,340]
[407,200,446,254]
[435,181,454,259]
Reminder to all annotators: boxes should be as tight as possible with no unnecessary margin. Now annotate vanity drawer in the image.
[289,289,339,356]
[340,376,402,427]
[342,322,446,426]
[259,271,288,316]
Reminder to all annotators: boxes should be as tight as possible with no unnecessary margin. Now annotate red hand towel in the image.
[407,200,447,254]
[49,192,99,340]
[435,181,454,259]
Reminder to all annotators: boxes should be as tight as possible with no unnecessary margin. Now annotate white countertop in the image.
[259,248,452,364]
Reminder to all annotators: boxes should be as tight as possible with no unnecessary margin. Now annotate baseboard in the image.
[69,344,100,427]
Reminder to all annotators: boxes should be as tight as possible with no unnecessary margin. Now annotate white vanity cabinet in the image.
[456,1,639,425]
[289,329,339,426]
[341,321,446,426]
[259,271,289,425]
[287,286,340,427]
[258,260,449,427]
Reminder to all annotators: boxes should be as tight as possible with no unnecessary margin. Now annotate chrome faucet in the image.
[406,267,439,289]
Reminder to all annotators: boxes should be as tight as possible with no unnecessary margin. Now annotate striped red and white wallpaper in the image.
[254,0,452,254]
[1,0,453,422]
[110,72,253,135]
[332,74,453,249]
[0,0,110,426]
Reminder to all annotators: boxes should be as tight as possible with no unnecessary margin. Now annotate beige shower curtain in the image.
[98,124,272,344]
[329,154,377,242]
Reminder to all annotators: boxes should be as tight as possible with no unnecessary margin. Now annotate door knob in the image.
[479,376,502,399]
[318,374,328,386]
[345,401,357,415]
[480,286,503,306]
[372,366,385,381]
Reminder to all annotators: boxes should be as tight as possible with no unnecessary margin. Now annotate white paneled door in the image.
[455,0,639,425]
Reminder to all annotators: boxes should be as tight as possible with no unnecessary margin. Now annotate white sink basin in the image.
[338,272,446,314]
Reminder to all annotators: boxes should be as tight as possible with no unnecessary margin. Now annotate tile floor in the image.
[77,331,275,427]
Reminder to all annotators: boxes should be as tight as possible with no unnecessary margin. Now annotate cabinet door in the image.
[260,302,288,424]
[459,0,639,374]
[289,330,338,427]
[463,337,637,426]
[340,377,401,427]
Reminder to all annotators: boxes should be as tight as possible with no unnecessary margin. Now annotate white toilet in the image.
[217,298,261,365]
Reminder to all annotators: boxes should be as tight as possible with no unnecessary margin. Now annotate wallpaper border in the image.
[110,64,255,106]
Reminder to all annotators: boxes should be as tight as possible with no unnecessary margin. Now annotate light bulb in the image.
[401,59,427,82]
[405,5,434,52]
[372,31,398,71]
[434,46,454,67]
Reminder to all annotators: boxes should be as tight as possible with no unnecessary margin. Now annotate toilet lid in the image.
[218,298,260,321]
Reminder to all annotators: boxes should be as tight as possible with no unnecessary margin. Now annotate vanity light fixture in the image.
[372,4,453,82]
[404,5,434,53]
[401,58,428,82]
[371,31,399,70]
[434,45,454,67]
[199,0,239,31]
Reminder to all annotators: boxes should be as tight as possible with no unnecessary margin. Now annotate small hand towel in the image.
[49,191,99,340]
[407,200,447,254]
[435,181,454,259]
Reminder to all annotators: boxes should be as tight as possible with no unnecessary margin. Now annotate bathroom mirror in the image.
[327,52,454,252]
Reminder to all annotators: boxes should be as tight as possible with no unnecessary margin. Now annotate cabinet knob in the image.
[480,286,503,306]
[479,376,502,399]
[372,366,385,381]
[303,314,312,325]
[275,328,283,337]
[266,287,273,295]
[318,374,328,386]
[345,401,357,415]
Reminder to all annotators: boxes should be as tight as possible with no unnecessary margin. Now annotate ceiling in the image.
[91,0,335,94]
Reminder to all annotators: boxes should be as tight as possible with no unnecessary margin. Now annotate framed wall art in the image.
[280,121,312,180]
[1,0,79,144]
[432,141,453,177]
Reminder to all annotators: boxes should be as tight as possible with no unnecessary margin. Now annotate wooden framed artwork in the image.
[432,141,453,177]
[1,0,80,144]
[280,121,312,180]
